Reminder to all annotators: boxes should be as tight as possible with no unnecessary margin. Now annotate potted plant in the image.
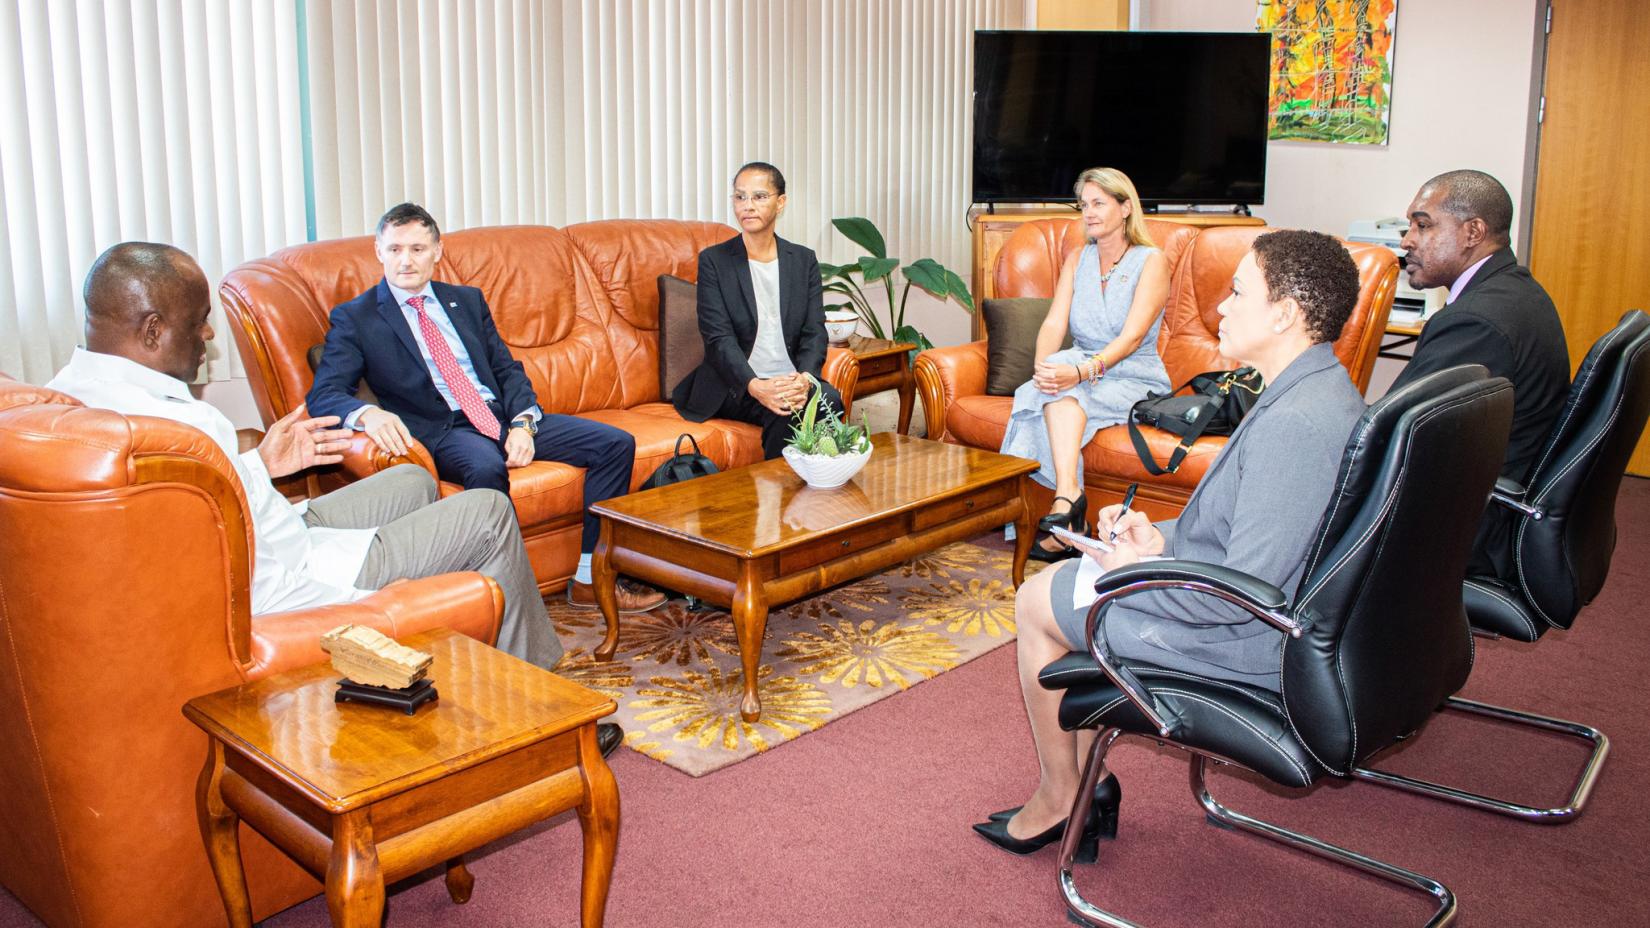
[782,374,873,489]
[819,217,974,354]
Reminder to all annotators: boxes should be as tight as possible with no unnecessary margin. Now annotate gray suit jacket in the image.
[1102,341,1366,691]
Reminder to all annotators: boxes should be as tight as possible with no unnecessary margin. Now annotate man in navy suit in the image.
[308,203,665,613]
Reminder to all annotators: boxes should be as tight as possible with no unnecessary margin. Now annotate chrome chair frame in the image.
[1351,695,1609,824]
[1056,578,1457,927]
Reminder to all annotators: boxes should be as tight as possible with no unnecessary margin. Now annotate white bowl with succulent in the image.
[781,374,873,489]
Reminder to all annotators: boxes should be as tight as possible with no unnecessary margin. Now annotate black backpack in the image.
[640,433,720,489]
[1127,368,1265,475]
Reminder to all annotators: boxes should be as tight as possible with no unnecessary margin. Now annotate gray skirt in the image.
[1049,559,1096,651]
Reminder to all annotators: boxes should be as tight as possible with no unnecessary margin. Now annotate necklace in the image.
[1096,244,1130,283]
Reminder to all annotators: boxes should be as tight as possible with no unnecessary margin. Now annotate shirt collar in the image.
[68,347,194,403]
[1447,253,1495,305]
[387,280,439,310]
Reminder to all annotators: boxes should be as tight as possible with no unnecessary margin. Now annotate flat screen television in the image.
[973,31,1270,207]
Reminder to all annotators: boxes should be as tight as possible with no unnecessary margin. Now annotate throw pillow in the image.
[657,274,705,398]
[983,297,1071,396]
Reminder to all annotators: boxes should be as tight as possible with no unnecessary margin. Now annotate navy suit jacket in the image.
[670,234,827,421]
[307,279,539,449]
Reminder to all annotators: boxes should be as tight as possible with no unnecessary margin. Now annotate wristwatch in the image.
[510,416,537,437]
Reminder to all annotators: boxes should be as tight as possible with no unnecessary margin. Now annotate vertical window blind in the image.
[2,0,1029,387]
[0,0,307,384]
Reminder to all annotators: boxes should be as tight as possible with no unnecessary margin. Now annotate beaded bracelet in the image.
[1091,355,1107,382]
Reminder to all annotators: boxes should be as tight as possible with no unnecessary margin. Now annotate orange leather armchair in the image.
[915,220,1397,520]
[0,374,503,928]
[219,220,859,591]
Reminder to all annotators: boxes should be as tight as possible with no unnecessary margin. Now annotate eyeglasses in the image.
[731,192,775,205]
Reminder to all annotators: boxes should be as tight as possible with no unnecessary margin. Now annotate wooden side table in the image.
[841,335,917,434]
[183,629,619,928]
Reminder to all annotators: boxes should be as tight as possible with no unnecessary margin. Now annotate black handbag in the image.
[640,433,720,489]
[1127,367,1265,475]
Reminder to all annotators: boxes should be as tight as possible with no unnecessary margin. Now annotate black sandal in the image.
[1029,493,1088,562]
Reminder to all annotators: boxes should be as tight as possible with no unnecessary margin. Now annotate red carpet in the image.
[4,478,1647,927]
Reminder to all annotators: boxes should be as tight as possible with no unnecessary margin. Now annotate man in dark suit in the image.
[671,161,843,459]
[308,203,665,613]
[1390,170,1570,573]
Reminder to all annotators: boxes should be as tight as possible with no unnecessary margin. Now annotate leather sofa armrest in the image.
[246,572,504,679]
[913,341,989,442]
[335,432,440,483]
[823,347,860,408]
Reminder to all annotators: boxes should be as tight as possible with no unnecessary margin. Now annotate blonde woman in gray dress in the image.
[999,168,1171,561]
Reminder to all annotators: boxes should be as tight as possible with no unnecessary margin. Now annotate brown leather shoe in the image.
[567,578,668,614]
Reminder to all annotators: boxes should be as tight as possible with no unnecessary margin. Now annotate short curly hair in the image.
[1250,229,1360,345]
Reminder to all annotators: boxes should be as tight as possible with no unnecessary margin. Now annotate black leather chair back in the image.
[1284,366,1513,773]
[1513,310,1650,628]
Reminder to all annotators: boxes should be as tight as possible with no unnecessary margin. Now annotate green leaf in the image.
[832,217,887,259]
[818,262,856,282]
[942,268,975,313]
[901,258,949,297]
[892,323,933,362]
[857,256,899,282]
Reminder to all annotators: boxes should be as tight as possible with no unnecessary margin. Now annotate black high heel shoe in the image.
[1028,492,1089,563]
[973,774,1121,862]
[986,773,1122,834]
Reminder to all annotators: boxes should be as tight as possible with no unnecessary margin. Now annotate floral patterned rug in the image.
[548,541,1042,776]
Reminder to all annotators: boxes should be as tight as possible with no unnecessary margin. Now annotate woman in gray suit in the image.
[974,230,1369,859]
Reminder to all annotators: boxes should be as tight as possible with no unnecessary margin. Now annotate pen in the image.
[1109,482,1139,544]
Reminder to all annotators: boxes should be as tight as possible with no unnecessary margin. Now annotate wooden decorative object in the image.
[320,624,433,690]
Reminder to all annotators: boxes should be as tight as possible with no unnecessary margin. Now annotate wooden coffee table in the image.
[183,629,619,928]
[591,433,1037,721]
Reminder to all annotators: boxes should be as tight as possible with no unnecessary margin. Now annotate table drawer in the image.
[910,482,1015,532]
[779,515,903,574]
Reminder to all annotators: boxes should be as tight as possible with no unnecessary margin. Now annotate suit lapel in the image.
[1416,247,1519,353]
[724,237,760,331]
[375,280,427,371]
[777,238,801,338]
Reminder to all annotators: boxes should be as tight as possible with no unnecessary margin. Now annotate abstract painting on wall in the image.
[1257,0,1398,145]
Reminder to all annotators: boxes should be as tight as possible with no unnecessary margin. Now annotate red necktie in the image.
[408,295,501,440]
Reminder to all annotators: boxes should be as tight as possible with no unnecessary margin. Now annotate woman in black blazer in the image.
[671,161,842,459]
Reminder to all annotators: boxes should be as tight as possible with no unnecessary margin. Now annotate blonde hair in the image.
[1072,167,1154,248]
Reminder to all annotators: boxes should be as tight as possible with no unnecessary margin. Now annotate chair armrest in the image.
[1070,559,1296,738]
[823,347,860,409]
[1489,476,1543,520]
[236,428,263,455]
[335,432,439,483]
[246,572,504,679]
[913,341,989,442]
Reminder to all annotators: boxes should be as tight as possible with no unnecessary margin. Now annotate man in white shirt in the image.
[49,244,620,750]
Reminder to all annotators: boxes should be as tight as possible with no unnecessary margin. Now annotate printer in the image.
[1347,218,1448,320]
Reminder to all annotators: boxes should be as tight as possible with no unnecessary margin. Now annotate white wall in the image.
[1140,0,1544,246]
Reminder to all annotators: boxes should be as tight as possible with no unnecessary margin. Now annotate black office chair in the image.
[1039,366,1512,927]
[1355,309,1650,823]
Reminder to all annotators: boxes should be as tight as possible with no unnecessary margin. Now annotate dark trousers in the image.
[425,402,635,553]
[713,380,845,460]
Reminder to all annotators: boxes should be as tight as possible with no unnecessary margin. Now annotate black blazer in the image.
[1389,246,1569,481]
[307,279,539,449]
[671,234,827,422]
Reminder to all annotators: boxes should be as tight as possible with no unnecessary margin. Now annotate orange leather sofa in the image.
[0,374,504,928]
[915,220,1397,521]
[219,220,859,591]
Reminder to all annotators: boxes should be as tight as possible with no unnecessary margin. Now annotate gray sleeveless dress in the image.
[999,243,1171,488]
